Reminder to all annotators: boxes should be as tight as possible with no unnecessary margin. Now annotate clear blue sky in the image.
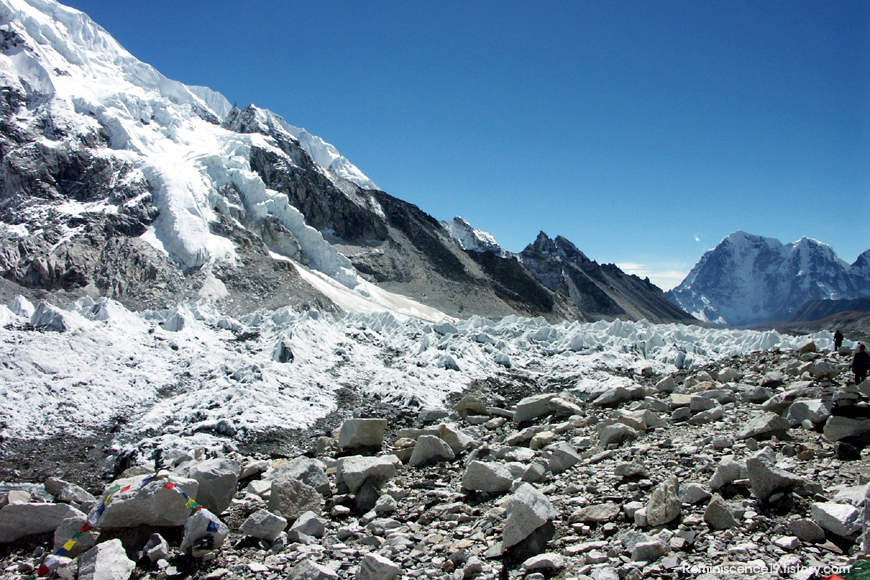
[64,0,869,290]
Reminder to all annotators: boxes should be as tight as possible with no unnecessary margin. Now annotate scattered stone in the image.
[77,539,135,580]
[268,477,322,523]
[704,494,739,530]
[462,461,513,493]
[823,416,870,442]
[239,509,288,542]
[356,552,401,580]
[503,483,555,553]
[270,457,330,496]
[338,418,388,450]
[811,502,861,537]
[547,441,581,474]
[513,393,558,423]
[409,434,456,467]
[0,502,85,543]
[745,449,804,501]
[335,455,398,494]
[736,412,790,440]
[288,561,339,580]
[645,475,681,527]
[290,510,327,539]
[597,422,639,447]
[178,458,241,515]
[179,508,229,552]
[788,518,826,543]
[569,503,620,524]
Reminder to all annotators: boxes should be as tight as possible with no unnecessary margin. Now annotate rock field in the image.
[1,341,869,580]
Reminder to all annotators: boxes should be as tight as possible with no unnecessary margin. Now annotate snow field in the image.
[0,295,834,457]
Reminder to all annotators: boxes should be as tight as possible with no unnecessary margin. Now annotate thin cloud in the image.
[617,262,689,292]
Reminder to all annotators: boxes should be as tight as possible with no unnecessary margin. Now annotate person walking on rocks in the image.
[853,344,869,385]
[834,329,844,351]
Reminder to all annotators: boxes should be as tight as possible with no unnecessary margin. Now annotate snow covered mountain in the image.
[666,231,870,327]
[0,0,694,324]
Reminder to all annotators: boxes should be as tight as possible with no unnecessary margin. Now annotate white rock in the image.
[290,510,327,539]
[179,508,229,551]
[239,509,287,542]
[811,502,861,537]
[0,503,84,543]
[356,552,401,580]
[77,539,135,580]
[336,455,399,494]
[503,483,555,549]
[462,461,514,493]
[178,458,241,515]
[409,434,455,467]
[97,475,199,528]
[513,393,558,423]
[338,418,388,450]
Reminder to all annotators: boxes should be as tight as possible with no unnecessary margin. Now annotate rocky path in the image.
[1,342,869,580]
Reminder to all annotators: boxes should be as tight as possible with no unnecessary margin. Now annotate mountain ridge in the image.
[667,230,870,328]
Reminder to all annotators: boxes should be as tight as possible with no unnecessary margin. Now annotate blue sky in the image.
[65,0,869,290]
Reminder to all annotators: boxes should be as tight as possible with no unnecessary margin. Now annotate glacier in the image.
[0,294,839,458]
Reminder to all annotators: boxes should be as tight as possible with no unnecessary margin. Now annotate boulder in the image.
[0,502,84,543]
[454,395,488,417]
[569,503,620,524]
[77,539,135,580]
[438,423,476,454]
[409,434,456,467]
[736,412,790,440]
[704,494,739,530]
[462,461,514,493]
[97,475,199,528]
[709,456,745,491]
[786,400,833,427]
[811,502,861,537]
[503,483,555,551]
[268,477,321,523]
[271,457,330,496]
[547,442,581,474]
[680,483,711,505]
[336,455,399,494]
[645,475,681,527]
[745,449,804,501]
[356,552,401,580]
[44,477,97,506]
[290,510,327,539]
[513,393,558,423]
[178,458,241,515]
[655,376,677,393]
[239,509,288,542]
[338,418,388,450]
[289,561,339,580]
[823,416,870,442]
[597,423,639,447]
[53,516,97,557]
[788,518,826,543]
[179,508,229,552]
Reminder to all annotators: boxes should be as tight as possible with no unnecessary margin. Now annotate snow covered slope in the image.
[0,294,833,456]
[667,231,870,327]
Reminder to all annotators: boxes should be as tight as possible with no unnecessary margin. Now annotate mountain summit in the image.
[0,0,694,324]
[666,231,870,327]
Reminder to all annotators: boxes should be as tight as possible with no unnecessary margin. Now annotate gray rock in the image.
[239,509,287,542]
[438,423,476,454]
[549,397,584,418]
[143,533,170,562]
[646,475,681,527]
[454,395,488,417]
[335,455,399,494]
[268,477,321,523]
[338,418,388,450]
[77,539,135,580]
[45,477,97,506]
[569,502,620,524]
[736,412,790,440]
[597,423,639,447]
[709,456,744,491]
[462,461,514,493]
[632,539,669,562]
[97,475,199,528]
[53,516,97,557]
[680,483,711,505]
[740,386,774,403]
[547,441,581,474]
[761,371,786,387]
[704,494,739,530]
[290,510,327,539]
[592,387,634,407]
[179,458,241,515]
[655,376,677,392]
[513,393,558,423]
[179,508,229,551]
[288,561,339,580]
[522,552,566,572]
[745,450,804,501]
[409,434,456,467]
[356,552,401,580]
[811,502,861,537]
[785,400,833,427]
[823,416,870,442]
[271,457,330,496]
[788,518,826,543]
[503,483,555,550]
[0,502,84,543]
[615,462,649,479]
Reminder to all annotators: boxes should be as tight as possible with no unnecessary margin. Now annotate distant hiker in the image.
[834,329,844,351]
[853,344,869,385]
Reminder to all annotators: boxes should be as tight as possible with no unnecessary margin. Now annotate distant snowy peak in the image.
[667,231,870,327]
[441,217,509,256]
[851,250,870,279]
